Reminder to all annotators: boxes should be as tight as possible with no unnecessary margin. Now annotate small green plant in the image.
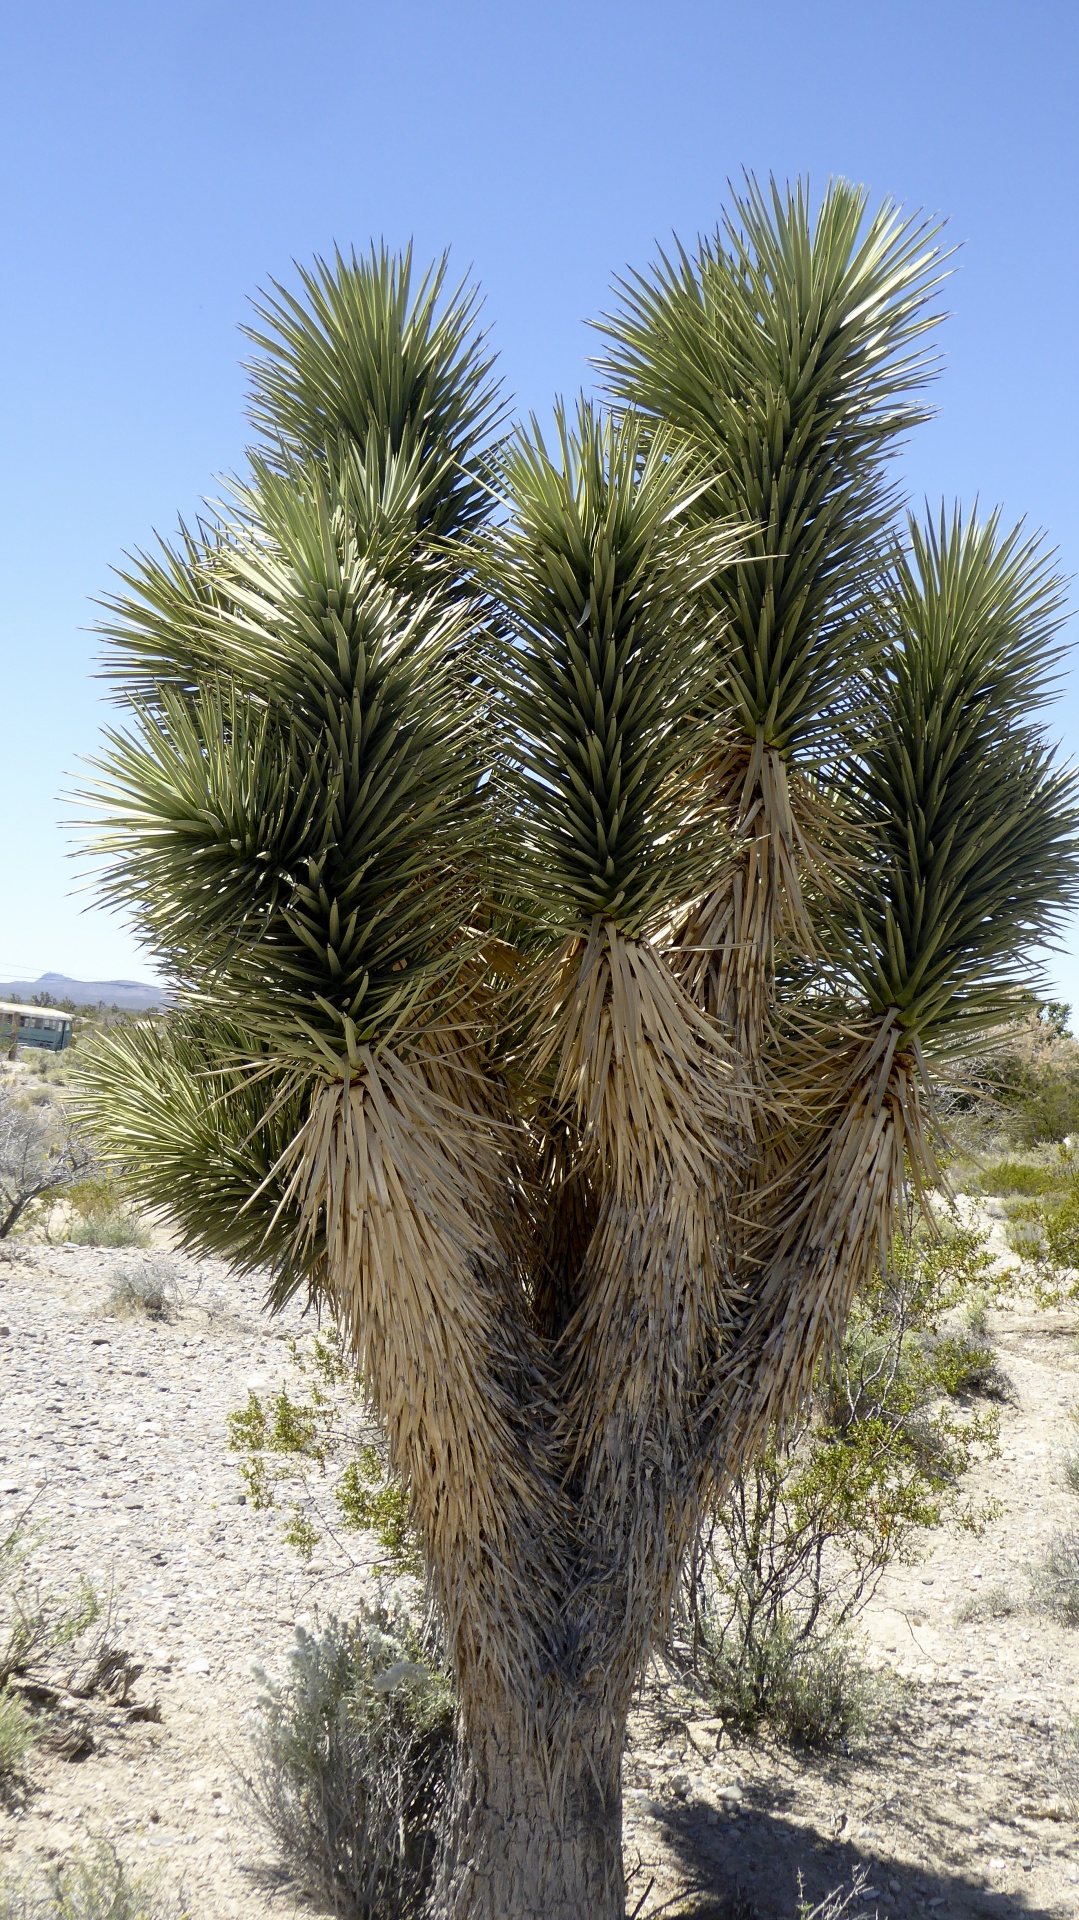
[0,1841,179,1919]
[244,1606,453,1920]
[226,1334,423,1577]
[1,1514,102,1691]
[61,1176,147,1249]
[0,1684,37,1782]
[974,1160,1065,1197]
[336,1450,422,1577]
[691,1607,880,1750]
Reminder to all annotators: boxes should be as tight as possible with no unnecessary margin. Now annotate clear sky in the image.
[1,0,1077,998]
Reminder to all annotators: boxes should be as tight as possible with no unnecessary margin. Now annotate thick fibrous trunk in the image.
[434,1693,627,1920]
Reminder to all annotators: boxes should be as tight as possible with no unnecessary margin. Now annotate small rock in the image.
[687,1720,718,1757]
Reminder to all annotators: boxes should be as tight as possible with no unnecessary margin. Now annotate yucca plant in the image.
[73,205,1079,1920]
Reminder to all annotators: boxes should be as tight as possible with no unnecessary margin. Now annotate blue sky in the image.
[2,0,1077,999]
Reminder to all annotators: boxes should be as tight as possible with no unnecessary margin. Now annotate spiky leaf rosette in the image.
[83,458,489,1065]
[598,177,946,1043]
[709,508,1079,1479]
[843,507,1079,1050]
[485,399,739,940]
[245,244,502,543]
[481,406,751,1670]
[598,176,944,760]
[72,1013,325,1293]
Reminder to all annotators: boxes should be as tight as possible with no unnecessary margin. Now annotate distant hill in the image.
[0,972,168,1012]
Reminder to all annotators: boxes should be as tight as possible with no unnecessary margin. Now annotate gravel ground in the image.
[0,1238,380,1918]
[3,1222,1079,1920]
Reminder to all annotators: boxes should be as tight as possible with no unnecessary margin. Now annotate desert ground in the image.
[1,1204,1077,1920]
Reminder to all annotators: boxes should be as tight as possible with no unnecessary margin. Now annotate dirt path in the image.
[2,1235,1079,1919]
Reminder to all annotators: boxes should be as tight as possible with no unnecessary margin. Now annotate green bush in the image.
[0,1685,37,1780]
[226,1329,423,1576]
[62,1179,148,1249]
[686,1210,1001,1748]
[976,1160,1065,1196]
[244,1605,453,1920]
[691,1606,878,1750]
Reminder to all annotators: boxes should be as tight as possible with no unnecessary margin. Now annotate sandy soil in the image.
[2,1219,1078,1920]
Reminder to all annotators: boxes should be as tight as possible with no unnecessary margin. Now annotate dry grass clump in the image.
[1030,1533,1079,1624]
[0,1841,180,1919]
[103,1259,180,1322]
[953,1584,1020,1625]
[243,1604,453,1920]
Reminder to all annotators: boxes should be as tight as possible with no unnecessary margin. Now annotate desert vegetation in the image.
[60,175,1079,1919]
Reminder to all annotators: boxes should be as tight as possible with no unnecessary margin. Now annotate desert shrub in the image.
[691,1602,878,1750]
[103,1259,180,1322]
[1,1514,101,1690]
[953,1584,1019,1623]
[226,1329,422,1576]
[244,1604,453,1920]
[0,1685,37,1782]
[685,1210,1001,1747]
[976,1160,1065,1196]
[1003,1198,1049,1258]
[0,1512,135,1782]
[0,1841,178,1919]
[997,1058,1079,1146]
[1060,1411,1079,1494]
[1030,1534,1079,1623]
[0,1092,91,1239]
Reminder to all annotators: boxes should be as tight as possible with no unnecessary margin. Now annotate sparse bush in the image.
[953,1584,1019,1624]
[226,1331,423,1577]
[103,1260,180,1322]
[976,1159,1065,1197]
[0,1684,37,1782]
[685,1207,1001,1747]
[1030,1533,1079,1623]
[0,1512,139,1782]
[0,1091,92,1239]
[68,1212,147,1249]
[1,1513,101,1690]
[0,1841,178,1919]
[244,1605,453,1920]
[691,1603,878,1749]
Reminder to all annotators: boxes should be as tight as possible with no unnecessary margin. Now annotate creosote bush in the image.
[244,1604,453,1920]
[686,1210,1002,1746]
[226,1328,421,1574]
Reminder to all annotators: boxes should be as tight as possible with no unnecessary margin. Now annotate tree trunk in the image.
[433,1693,627,1920]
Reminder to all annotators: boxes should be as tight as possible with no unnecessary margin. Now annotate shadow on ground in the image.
[639,1794,1060,1920]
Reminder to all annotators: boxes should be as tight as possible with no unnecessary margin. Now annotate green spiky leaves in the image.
[597,177,946,758]
[484,402,740,938]
[245,244,502,543]
[84,455,489,1065]
[843,507,1079,1047]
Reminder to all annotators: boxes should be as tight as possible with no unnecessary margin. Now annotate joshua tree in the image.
[76,181,1078,1918]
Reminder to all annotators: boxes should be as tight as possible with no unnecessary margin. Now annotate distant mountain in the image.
[0,973,168,1012]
